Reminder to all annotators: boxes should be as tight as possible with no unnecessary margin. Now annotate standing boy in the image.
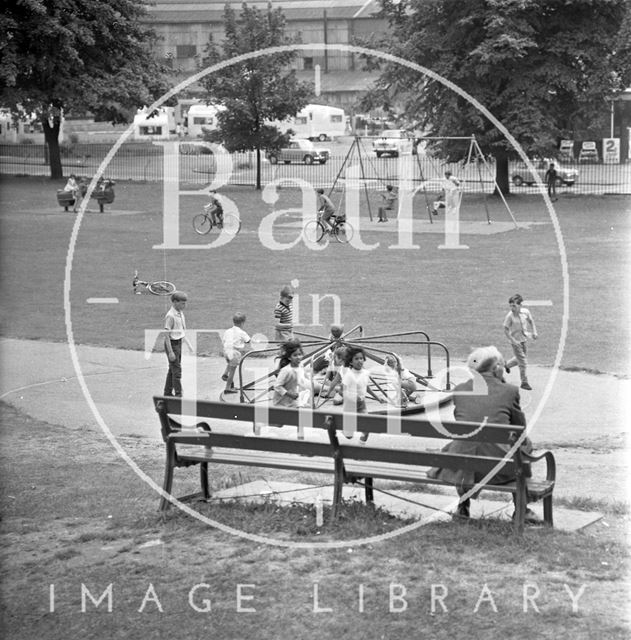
[274,285,294,342]
[221,312,252,394]
[545,162,558,201]
[163,291,193,397]
[503,294,538,391]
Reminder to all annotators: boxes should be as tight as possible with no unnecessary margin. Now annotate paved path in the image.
[1,337,629,505]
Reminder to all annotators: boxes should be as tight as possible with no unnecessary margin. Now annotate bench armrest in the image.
[522,450,556,483]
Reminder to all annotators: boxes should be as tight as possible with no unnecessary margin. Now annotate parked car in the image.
[266,139,330,165]
[511,158,578,187]
[372,129,416,157]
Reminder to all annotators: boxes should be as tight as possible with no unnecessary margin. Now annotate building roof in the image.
[146,0,382,22]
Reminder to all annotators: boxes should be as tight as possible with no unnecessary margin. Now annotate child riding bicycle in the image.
[204,190,224,228]
[316,188,341,232]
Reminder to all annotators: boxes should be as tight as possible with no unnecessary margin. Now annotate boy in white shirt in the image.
[163,291,193,397]
[221,312,252,394]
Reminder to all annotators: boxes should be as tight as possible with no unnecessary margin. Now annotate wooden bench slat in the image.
[176,449,335,474]
[155,396,526,444]
[171,432,333,458]
[174,449,553,497]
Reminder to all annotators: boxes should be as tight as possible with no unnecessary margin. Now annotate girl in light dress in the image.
[272,340,310,407]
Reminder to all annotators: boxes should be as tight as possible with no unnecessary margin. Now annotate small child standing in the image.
[221,312,252,394]
[163,291,193,397]
[342,347,371,442]
[272,340,309,407]
[503,294,538,390]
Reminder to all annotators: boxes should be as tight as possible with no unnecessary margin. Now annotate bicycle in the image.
[192,204,241,236]
[132,270,176,296]
[303,214,354,244]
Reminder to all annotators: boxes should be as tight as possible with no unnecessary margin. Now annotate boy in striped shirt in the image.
[274,285,294,342]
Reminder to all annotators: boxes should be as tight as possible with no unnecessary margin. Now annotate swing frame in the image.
[325,134,518,228]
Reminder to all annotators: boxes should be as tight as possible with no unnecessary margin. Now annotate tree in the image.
[0,0,171,179]
[198,2,312,189]
[360,0,631,194]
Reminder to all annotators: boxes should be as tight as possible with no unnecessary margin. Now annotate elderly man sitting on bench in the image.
[428,345,541,524]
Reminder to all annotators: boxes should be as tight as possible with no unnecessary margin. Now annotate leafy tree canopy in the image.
[0,0,171,177]
[359,0,631,191]
[198,2,312,158]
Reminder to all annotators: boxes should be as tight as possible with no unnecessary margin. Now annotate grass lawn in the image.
[0,403,629,640]
[0,176,629,375]
[1,176,629,639]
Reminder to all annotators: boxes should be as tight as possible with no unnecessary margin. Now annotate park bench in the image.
[56,178,115,212]
[153,396,556,533]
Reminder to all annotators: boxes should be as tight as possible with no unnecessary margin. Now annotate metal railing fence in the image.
[1,143,629,195]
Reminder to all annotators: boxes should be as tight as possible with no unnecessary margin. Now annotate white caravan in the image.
[133,107,175,140]
[186,104,222,138]
[281,104,347,141]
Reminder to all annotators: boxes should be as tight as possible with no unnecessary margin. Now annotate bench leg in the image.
[160,444,176,511]
[513,481,526,534]
[364,477,374,505]
[543,495,553,527]
[200,462,210,501]
[332,454,344,520]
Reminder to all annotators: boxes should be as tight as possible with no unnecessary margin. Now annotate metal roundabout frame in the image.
[225,324,454,415]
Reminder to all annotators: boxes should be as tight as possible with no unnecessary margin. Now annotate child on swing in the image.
[377,184,397,222]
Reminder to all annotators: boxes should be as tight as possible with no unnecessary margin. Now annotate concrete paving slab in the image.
[211,480,603,532]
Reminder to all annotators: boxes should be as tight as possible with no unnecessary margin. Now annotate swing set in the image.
[322,134,518,228]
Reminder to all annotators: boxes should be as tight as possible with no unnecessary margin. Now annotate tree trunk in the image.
[493,150,510,197]
[43,116,63,179]
[255,147,262,190]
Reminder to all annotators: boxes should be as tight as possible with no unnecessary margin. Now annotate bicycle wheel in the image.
[148,281,176,296]
[220,213,241,237]
[303,220,326,244]
[193,213,212,235]
[334,220,354,244]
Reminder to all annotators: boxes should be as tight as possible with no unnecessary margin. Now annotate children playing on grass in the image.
[503,293,538,390]
[221,312,252,394]
[272,340,310,407]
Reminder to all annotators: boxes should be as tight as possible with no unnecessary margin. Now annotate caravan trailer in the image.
[133,107,175,140]
[187,104,222,138]
[286,104,347,141]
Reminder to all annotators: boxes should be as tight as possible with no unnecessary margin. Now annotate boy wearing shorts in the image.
[221,312,252,394]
